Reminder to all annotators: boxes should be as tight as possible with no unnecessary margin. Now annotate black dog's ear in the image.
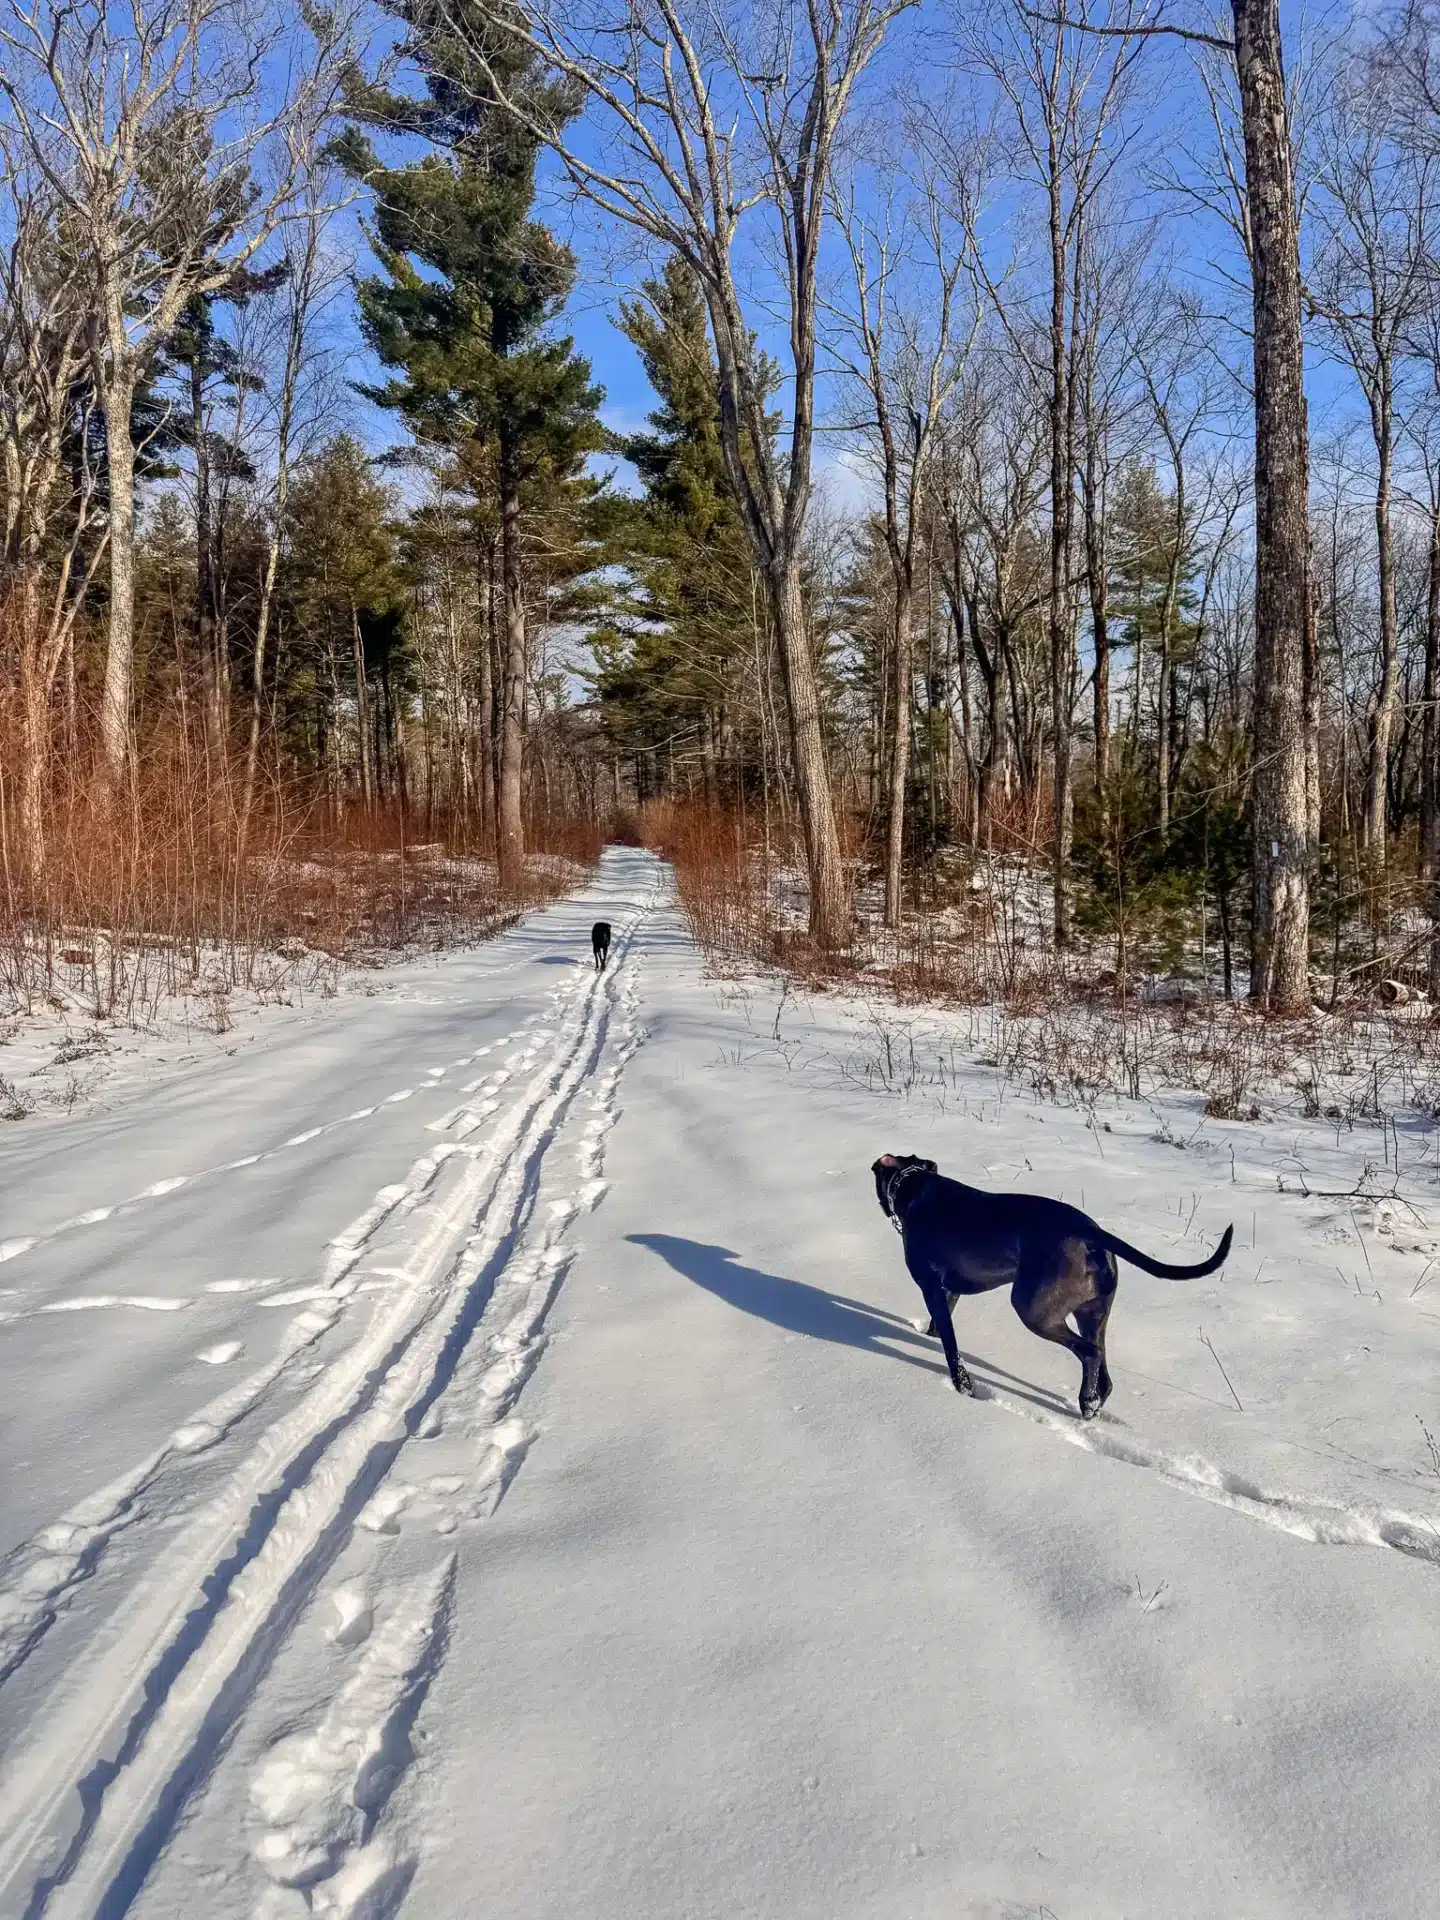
[921,1158,938,1174]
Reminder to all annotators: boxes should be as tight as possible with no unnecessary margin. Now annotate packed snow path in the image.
[1,850,1438,1919]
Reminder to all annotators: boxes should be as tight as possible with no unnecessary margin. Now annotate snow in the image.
[0,848,1438,1918]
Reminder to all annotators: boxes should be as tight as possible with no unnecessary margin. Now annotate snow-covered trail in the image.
[0,852,657,1917]
[3,849,1439,1918]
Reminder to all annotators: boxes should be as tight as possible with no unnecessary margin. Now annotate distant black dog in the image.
[591,920,612,971]
[872,1153,1233,1419]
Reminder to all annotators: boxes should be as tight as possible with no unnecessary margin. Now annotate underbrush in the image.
[643,800,1440,1133]
[0,723,601,1029]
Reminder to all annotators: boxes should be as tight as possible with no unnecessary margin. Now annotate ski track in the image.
[0,999,573,1280]
[0,879,655,1919]
[243,978,647,1916]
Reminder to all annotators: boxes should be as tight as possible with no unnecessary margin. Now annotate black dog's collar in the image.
[883,1161,933,1234]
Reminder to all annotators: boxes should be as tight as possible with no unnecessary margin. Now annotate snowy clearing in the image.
[1,848,1438,1919]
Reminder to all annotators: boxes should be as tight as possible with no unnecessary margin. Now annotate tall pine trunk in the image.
[1236,0,1311,1012]
[497,433,526,883]
[478,522,497,847]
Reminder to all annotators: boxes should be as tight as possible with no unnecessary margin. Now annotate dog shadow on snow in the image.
[627,1234,1073,1416]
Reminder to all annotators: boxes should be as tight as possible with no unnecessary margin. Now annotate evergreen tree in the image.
[1108,460,1203,804]
[280,435,406,808]
[339,0,604,875]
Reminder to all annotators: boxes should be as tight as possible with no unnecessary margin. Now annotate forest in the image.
[2,0,1438,1016]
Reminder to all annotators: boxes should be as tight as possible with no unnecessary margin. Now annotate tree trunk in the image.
[245,526,283,820]
[17,577,48,880]
[1236,0,1311,1012]
[478,524,497,847]
[351,604,373,807]
[770,555,847,945]
[1305,557,1321,847]
[497,434,526,884]
[1425,499,1440,996]
[1362,384,1398,859]
[1048,167,1073,947]
[99,374,138,782]
[1084,439,1110,796]
[884,576,913,930]
[1156,493,1184,840]
[1219,882,1234,1001]
[192,353,222,754]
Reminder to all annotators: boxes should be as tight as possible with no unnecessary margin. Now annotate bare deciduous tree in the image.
[242,178,351,818]
[451,0,916,944]
[830,154,979,926]
[0,155,108,865]
[1308,65,1436,863]
[0,0,354,782]
[962,0,1142,947]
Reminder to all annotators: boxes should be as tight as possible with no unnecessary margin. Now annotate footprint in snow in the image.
[327,1582,373,1648]
[197,1340,244,1365]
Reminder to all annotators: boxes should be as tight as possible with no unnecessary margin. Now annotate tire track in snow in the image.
[0,884,656,1919]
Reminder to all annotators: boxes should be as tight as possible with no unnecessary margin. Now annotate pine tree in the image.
[340,0,604,876]
[280,436,406,809]
[1108,460,1202,812]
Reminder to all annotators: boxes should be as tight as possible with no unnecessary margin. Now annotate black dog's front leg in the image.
[919,1275,973,1397]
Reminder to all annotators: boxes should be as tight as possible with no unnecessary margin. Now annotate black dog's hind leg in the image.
[1071,1255,1117,1411]
[1011,1250,1111,1420]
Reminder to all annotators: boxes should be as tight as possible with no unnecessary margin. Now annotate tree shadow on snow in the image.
[628,1233,1077,1416]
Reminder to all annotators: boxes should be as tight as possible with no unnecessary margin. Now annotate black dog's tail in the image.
[1100,1222,1233,1280]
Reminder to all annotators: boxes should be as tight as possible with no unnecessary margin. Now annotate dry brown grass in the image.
[0,713,601,1024]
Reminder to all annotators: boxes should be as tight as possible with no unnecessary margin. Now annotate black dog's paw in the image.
[1079,1397,1102,1421]
[924,1318,937,1338]
[951,1371,975,1397]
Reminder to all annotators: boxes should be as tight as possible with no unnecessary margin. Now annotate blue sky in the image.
[333,0,1366,516]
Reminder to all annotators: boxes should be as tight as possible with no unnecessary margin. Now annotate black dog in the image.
[591,920,612,971]
[872,1153,1233,1419]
